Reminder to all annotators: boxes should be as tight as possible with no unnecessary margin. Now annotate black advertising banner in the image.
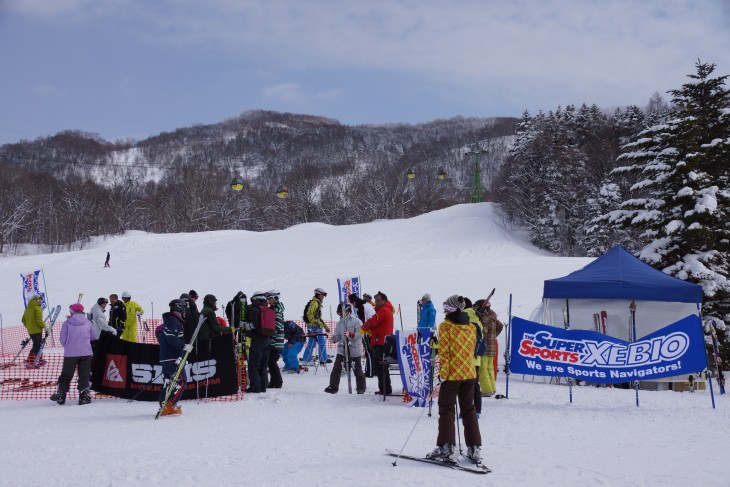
[91,332,239,401]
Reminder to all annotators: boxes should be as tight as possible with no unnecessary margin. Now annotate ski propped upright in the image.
[385,450,491,475]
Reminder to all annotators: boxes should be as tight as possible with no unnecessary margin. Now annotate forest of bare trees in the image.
[0,111,517,253]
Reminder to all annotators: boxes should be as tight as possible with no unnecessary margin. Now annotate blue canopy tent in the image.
[534,245,706,403]
[543,245,702,303]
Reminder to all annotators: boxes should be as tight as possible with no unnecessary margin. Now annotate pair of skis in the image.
[386,450,491,475]
[592,311,607,334]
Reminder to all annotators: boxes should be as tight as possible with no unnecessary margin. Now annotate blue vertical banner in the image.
[395,328,434,407]
[20,270,47,309]
[336,276,361,303]
[509,315,708,384]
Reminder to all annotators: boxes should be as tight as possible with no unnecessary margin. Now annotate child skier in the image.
[282,321,306,373]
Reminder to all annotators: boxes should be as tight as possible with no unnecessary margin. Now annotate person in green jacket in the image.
[120,291,144,342]
[198,294,231,341]
[22,294,47,364]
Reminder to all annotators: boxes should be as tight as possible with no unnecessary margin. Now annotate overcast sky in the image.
[1,0,729,145]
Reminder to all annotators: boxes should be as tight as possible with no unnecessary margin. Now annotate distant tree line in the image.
[0,114,516,252]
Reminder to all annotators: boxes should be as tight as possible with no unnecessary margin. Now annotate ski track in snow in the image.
[0,202,727,486]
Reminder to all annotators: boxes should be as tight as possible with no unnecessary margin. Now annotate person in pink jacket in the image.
[50,303,97,406]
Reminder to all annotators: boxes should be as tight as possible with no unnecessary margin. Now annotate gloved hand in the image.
[112,329,118,336]
[136,311,142,318]
[183,344,193,353]
[323,324,330,333]
[45,325,52,333]
[346,331,355,339]
[174,357,183,367]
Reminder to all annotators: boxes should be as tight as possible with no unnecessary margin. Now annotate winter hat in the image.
[31,294,42,302]
[421,293,431,301]
[179,293,190,301]
[189,290,199,298]
[443,295,465,313]
[70,303,85,313]
[363,293,372,301]
[97,297,109,305]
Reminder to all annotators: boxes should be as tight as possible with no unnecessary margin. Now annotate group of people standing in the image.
[20,290,146,406]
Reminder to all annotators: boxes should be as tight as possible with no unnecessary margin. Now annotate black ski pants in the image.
[57,355,92,394]
[372,345,392,394]
[28,333,42,362]
[268,347,283,388]
[437,379,482,448]
[247,334,271,393]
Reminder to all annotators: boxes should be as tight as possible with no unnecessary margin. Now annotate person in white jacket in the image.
[90,297,117,354]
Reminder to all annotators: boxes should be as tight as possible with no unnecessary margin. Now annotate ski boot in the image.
[324,386,338,394]
[50,391,66,405]
[466,446,482,465]
[78,392,91,405]
[160,403,182,416]
[426,444,457,463]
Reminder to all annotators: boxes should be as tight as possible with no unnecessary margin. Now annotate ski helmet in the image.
[122,291,131,299]
[265,289,280,300]
[251,291,267,305]
[169,299,188,314]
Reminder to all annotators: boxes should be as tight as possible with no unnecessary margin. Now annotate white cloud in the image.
[7,0,730,112]
[262,83,306,104]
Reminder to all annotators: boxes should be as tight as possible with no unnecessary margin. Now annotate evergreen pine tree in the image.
[608,61,730,321]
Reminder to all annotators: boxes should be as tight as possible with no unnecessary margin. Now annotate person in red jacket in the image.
[362,291,395,395]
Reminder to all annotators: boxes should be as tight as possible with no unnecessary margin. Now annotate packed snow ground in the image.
[0,203,727,486]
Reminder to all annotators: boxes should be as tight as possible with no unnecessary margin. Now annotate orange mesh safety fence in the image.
[0,318,339,401]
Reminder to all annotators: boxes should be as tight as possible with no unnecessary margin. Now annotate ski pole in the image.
[455,401,463,455]
[398,304,404,331]
[428,333,436,417]
[505,293,513,399]
[390,397,429,466]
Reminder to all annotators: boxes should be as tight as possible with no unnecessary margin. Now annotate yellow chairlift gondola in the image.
[231,177,244,191]
[276,184,289,199]
[437,169,447,180]
[406,169,416,179]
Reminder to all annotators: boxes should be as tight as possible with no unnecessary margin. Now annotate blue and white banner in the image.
[20,270,46,309]
[396,328,435,407]
[336,276,361,304]
[509,315,708,384]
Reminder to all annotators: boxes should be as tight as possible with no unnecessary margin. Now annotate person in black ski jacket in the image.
[197,294,230,342]
[157,299,192,416]
[183,290,201,342]
[108,294,127,335]
[225,291,246,330]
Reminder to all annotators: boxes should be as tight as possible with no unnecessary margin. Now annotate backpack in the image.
[302,299,313,324]
[257,305,276,336]
[86,312,93,322]
[473,321,487,356]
